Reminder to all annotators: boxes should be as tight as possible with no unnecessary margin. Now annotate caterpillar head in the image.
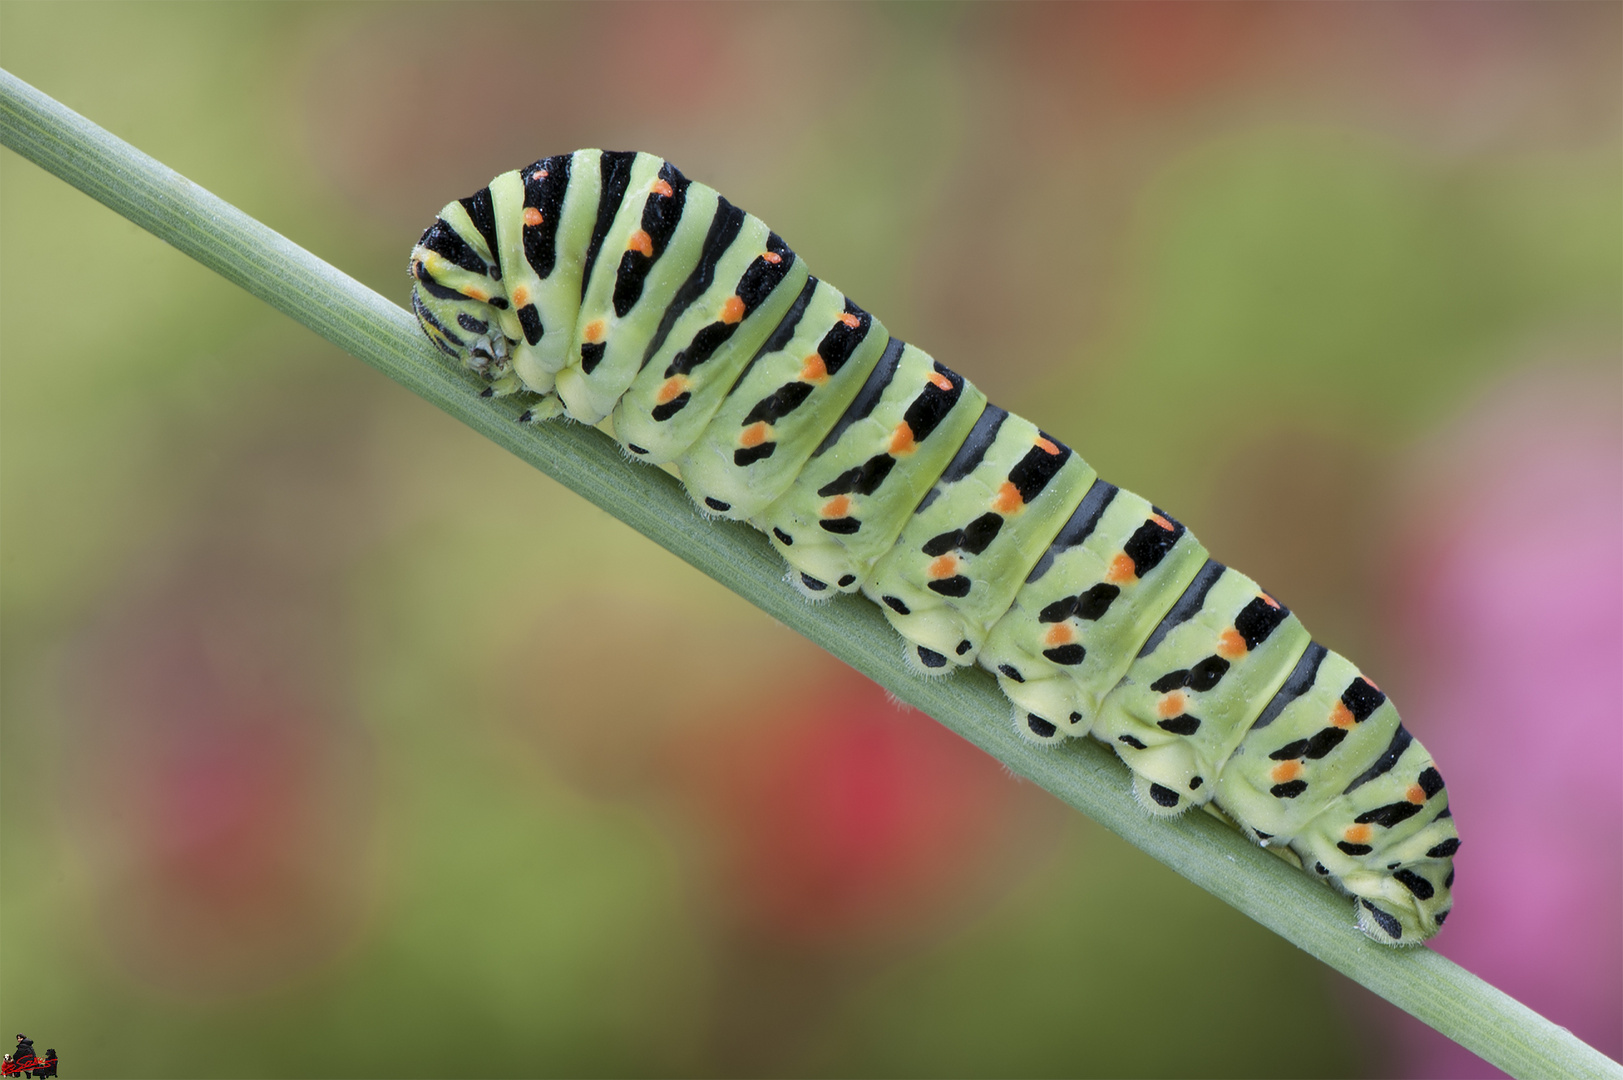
[408,221,523,395]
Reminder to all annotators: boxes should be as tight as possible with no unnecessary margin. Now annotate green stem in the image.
[2,66,1615,1080]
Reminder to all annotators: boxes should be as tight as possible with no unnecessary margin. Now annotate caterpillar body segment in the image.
[677,279,891,522]
[759,343,989,598]
[1092,564,1312,815]
[408,149,1459,945]
[558,155,720,424]
[509,152,602,386]
[867,410,1098,674]
[981,484,1210,742]
[614,219,808,466]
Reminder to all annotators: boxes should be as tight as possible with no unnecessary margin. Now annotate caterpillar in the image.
[408,149,1459,945]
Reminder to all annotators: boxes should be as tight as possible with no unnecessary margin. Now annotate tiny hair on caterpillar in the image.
[408,150,1458,945]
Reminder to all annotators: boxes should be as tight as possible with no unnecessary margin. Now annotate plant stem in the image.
[2,66,1616,1080]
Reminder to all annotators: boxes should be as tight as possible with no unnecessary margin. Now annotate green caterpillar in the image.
[409,150,1459,944]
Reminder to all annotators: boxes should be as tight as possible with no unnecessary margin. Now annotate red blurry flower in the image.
[66,569,375,997]
[673,664,1031,945]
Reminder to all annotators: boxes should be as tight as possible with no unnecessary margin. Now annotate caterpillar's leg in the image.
[478,373,525,398]
[788,568,842,602]
[518,395,566,424]
[903,639,973,676]
[1011,705,1070,746]
[1131,771,1194,817]
[771,540,864,599]
[987,664,1082,746]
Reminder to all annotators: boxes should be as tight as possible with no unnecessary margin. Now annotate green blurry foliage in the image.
[805,826,1363,1079]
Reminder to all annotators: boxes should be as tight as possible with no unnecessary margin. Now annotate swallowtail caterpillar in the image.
[409,150,1459,944]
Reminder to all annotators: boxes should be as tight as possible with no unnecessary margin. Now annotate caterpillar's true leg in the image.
[518,396,565,424]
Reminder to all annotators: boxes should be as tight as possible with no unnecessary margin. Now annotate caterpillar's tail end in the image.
[1342,860,1454,945]
[1306,760,1459,945]
[1354,897,1431,947]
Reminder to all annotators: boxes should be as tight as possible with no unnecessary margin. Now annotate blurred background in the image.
[1,3,1618,1076]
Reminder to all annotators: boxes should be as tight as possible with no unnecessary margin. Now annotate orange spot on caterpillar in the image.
[720,296,746,324]
[1035,436,1060,455]
[822,495,851,518]
[927,372,953,391]
[801,354,828,382]
[991,481,1023,514]
[1105,553,1137,583]
[1345,824,1372,845]
[889,423,916,455]
[1216,628,1248,659]
[1150,513,1173,531]
[761,251,782,264]
[1329,703,1356,729]
[739,421,771,448]
[1157,691,1187,719]
[628,230,654,256]
[522,207,544,227]
[650,178,674,198]
[511,285,530,306]
[656,377,688,404]
[1260,593,1281,609]
[1406,784,1428,804]
[1271,760,1303,783]
[531,169,548,180]
[583,320,606,343]
[928,554,958,579]
[1044,623,1074,646]
[838,312,860,329]
[463,287,488,302]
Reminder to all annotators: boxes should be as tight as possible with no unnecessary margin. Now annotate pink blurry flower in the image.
[1389,364,1622,1075]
